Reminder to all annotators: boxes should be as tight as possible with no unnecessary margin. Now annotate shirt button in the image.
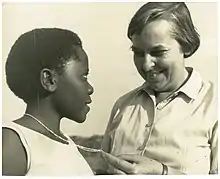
[163,99,168,103]
[156,104,162,110]
[145,124,149,127]
[138,146,144,150]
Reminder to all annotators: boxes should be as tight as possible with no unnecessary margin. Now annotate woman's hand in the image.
[102,152,163,175]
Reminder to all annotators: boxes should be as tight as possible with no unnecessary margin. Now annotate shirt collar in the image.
[178,68,203,99]
[141,68,203,100]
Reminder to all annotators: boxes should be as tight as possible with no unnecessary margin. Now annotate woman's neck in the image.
[155,68,190,104]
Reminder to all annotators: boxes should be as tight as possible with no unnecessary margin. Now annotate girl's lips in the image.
[85,105,90,113]
[85,99,92,113]
[85,99,92,104]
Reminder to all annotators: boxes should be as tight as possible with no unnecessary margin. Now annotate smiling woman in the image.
[131,19,189,99]
[101,2,218,175]
[2,28,94,176]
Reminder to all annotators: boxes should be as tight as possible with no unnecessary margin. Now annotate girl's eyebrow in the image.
[83,69,89,74]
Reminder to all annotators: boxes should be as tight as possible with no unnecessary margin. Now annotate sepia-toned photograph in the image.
[1,1,218,176]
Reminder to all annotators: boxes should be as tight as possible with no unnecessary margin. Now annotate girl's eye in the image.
[82,75,88,81]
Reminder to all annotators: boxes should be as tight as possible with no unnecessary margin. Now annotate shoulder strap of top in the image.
[2,122,31,173]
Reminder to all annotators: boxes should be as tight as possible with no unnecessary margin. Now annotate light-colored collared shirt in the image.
[101,68,218,174]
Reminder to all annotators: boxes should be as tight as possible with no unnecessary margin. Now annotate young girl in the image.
[2,28,94,176]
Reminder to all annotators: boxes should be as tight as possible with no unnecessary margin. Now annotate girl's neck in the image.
[25,99,62,135]
[14,98,69,144]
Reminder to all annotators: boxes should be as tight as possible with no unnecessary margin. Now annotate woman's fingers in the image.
[118,154,145,163]
[102,152,135,174]
[107,166,126,175]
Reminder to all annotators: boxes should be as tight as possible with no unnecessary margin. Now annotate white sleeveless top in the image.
[3,122,93,176]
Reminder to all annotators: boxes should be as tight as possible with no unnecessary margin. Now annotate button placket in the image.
[156,92,179,110]
[138,102,157,154]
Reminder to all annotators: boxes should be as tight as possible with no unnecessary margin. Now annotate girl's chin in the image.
[73,116,86,123]
[78,106,90,123]
[68,112,87,123]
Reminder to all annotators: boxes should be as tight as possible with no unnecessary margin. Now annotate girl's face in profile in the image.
[131,19,187,93]
[52,46,93,123]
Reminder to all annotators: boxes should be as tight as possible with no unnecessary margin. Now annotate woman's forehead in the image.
[131,19,175,49]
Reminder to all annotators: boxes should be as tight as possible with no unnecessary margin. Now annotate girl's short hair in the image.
[127,2,200,58]
[6,28,82,103]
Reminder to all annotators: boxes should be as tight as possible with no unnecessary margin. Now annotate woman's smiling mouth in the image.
[146,70,165,80]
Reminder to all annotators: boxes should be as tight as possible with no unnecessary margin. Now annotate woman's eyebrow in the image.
[131,45,169,52]
[150,45,169,51]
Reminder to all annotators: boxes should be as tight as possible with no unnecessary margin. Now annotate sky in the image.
[2,2,218,137]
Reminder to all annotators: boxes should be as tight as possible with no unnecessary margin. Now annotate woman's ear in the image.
[183,51,191,58]
[40,68,58,92]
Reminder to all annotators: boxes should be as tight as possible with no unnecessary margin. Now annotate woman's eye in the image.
[132,49,145,57]
[134,51,145,57]
[131,46,145,57]
[150,50,167,57]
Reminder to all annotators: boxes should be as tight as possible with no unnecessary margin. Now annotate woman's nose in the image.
[88,82,94,95]
[142,54,156,71]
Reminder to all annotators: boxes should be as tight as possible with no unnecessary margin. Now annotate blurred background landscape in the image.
[2,2,218,138]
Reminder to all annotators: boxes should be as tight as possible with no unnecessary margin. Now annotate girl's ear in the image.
[40,68,58,92]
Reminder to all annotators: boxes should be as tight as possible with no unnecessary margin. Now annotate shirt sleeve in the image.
[209,120,218,174]
[101,101,120,153]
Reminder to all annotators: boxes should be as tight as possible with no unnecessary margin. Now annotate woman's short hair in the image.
[6,28,82,103]
[127,2,200,58]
